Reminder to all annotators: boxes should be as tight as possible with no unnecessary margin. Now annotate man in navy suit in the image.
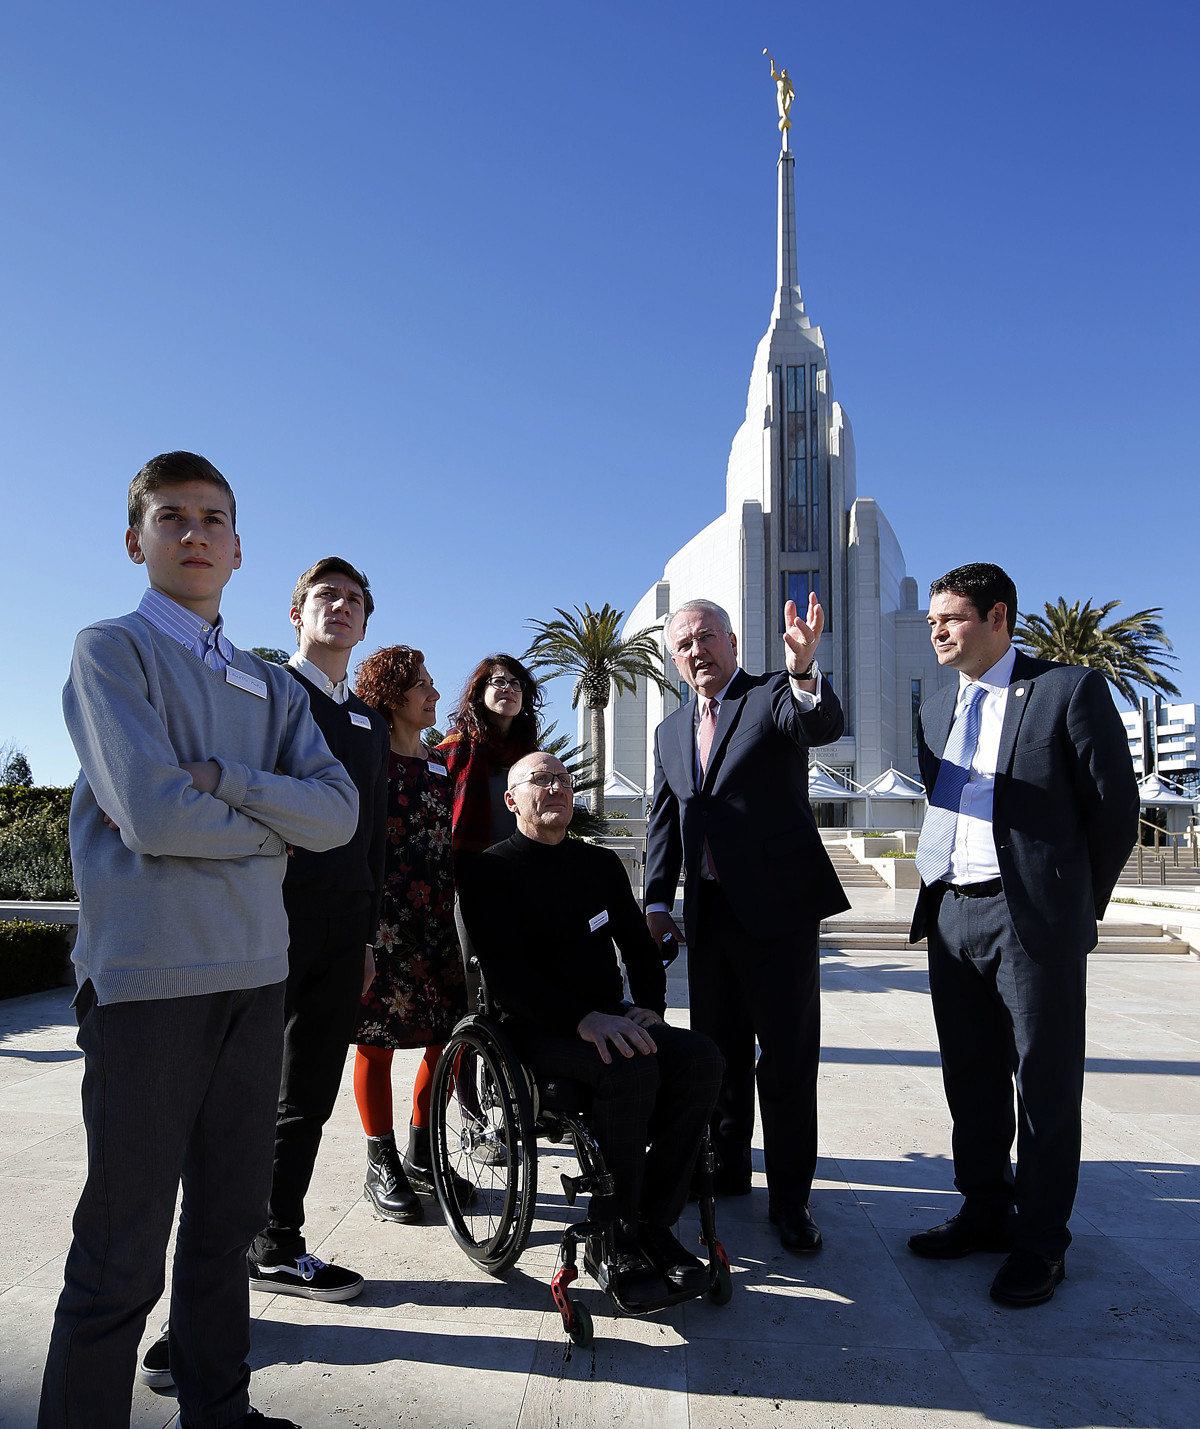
[645,596,849,1254]
[908,563,1138,1306]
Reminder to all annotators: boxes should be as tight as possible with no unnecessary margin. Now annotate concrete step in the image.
[818,918,1193,955]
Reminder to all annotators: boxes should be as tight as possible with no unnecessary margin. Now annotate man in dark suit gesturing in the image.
[645,596,849,1254]
[909,563,1138,1306]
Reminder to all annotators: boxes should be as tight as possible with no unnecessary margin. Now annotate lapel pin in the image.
[1014,687,1025,697]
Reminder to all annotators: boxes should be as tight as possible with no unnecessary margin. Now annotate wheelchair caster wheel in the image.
[708,1257,733,1305]
[567,1300,593,1347]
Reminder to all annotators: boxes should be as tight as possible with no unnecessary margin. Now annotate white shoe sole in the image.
[248,1271,363,1302]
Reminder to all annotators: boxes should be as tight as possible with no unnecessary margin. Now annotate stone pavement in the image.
[2,887,1199,1428]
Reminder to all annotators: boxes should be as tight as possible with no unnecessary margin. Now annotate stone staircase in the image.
[819,917,1193,955]
[1116,845,1200,891]
[824,843,887,889]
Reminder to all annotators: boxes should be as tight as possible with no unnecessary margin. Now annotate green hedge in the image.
[0,785,75,900]
[0,920,72,999]
[0,786,73,828]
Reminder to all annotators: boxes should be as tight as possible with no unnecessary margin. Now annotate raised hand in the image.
[783,593,824,677]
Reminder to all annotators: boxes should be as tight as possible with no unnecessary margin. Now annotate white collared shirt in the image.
[288,652,349,705]
[945,644,1017,884]
[137,588,235,672]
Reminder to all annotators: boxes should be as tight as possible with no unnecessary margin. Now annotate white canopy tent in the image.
[859,767,928,830]
[1136,773,1197,837]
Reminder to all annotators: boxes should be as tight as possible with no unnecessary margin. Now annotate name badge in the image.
[349,711,372,729]
[427,761,446,776]
[226,666,268,699]
[588,910,609,933]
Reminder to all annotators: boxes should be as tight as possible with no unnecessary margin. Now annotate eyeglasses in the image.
[517,771,574,790]
[487,677,523,692]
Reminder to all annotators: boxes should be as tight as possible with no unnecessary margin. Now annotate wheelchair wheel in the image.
[709,1257,733,1306]
[430,1017,537,1274]
[567,1299,593,1348]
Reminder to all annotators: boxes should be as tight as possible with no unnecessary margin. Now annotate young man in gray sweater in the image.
[38,452,359,1429]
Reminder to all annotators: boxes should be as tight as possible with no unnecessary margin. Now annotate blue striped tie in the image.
[915,682,987,887]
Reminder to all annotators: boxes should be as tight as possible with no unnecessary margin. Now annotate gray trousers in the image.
[38,979,285,1429]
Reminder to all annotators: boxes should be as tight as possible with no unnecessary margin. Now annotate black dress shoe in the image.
[989,1250,1065,1306]
[638,1223,709,1295]
[588,1232,669,1308]
[770,1204,822,1254]
[907,1210,1013,1260]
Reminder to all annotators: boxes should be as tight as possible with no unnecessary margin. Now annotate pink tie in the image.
[698,698,717,775]
[698,699,719,879]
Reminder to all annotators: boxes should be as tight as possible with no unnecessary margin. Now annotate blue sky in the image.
[2,0,1197,785]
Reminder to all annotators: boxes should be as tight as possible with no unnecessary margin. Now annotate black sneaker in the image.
[248,1252,364,1302]
[638,1223,709,1295]
[173,1409,302,1429]
[137,1323,173,1388]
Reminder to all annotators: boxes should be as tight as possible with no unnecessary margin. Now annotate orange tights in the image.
[354,1044,442,1137]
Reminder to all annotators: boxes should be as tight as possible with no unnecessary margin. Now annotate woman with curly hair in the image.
[436,653,543,856]
[352,645,471,1222]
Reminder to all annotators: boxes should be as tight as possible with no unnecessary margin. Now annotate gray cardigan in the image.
[62,612,359,1004]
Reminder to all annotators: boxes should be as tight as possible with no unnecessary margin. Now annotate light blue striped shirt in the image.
[136,588,235,672]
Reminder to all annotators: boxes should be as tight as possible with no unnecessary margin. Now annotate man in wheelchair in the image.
[457,752,725,1307]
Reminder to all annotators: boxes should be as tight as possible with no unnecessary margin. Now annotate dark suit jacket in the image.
[645,668,851,944]
[909,650,1139,959]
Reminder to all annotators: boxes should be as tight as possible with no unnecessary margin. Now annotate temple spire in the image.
[773,147,810,329]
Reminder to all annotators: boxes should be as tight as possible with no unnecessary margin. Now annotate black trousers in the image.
[39,980,284,1429]
[926,883,1087,1261]
[254,893,371,1263]
[509,1018,724,1228]
[688,879,822,1214]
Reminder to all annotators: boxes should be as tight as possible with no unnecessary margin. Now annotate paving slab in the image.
[2,896,1198,1428]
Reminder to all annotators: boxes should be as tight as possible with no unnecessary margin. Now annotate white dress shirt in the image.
[945,644,1016,884]
[288,652,349,705]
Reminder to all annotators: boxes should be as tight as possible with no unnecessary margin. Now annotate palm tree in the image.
[1015,599,1180,706]
[525,604,669,819]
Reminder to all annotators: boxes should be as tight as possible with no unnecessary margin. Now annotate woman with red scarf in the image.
[437,654,543,856]
[437,654,543,1015]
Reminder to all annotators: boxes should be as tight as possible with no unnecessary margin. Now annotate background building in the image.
[1121,697,1199,789]
[589,137,953,817]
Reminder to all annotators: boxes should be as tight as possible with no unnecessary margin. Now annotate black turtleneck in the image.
[457,830,667,1033]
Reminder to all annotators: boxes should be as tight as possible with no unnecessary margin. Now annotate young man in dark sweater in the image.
[457,753,725,1305]
[249,557,390,1298]
[139,557,388,1387]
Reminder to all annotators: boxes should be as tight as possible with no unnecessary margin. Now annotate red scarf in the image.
[436,729,530,855]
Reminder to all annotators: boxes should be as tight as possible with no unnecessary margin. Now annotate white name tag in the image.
[427,761,446,775]
[588,910,609,933]
[226,666,268,699]
[349,711,372,729]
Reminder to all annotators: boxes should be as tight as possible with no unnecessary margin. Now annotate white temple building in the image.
[590,133,954,822]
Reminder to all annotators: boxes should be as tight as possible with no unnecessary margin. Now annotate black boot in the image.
[365,1132,423,1223]
[402,1122,477,1207]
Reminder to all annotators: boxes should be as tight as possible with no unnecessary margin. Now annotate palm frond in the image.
[1014,598,1180,706]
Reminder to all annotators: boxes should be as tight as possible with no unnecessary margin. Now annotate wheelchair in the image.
[427,942,733,1346]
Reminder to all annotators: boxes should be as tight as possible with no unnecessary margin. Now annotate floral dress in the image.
[356,751,466,1049]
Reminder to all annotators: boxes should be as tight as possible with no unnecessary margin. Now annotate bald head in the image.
[504,752,574,844]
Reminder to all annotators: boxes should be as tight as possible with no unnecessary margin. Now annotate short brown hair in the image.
[355,645,425,723]
[448,654,542,754]
[128,451,237,531]
[291,557,376,645]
